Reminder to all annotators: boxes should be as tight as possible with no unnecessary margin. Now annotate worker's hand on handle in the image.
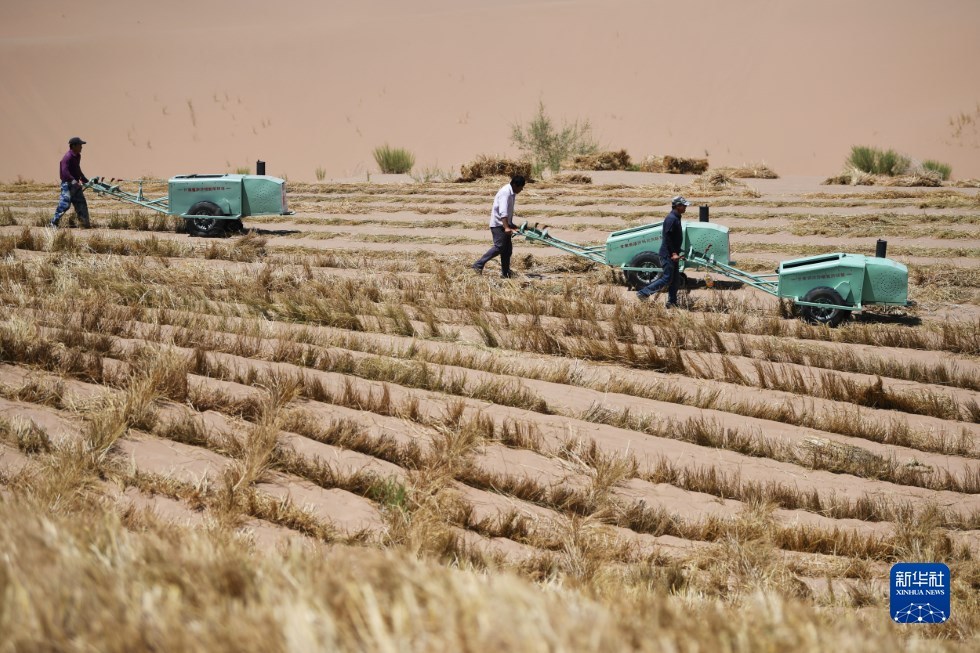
[671,252,684,262]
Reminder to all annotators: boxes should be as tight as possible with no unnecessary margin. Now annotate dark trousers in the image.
[53,182,90,226]
[637,255,680,305]
[473,226,513,276]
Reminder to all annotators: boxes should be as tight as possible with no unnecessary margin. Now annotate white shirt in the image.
[489,183,516,228]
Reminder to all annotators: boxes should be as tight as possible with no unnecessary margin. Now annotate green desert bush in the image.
[847,146,877,174]
[922,159,952,180]
[373,144,415,174]
[847,146,910,176]
[511,102,598,175]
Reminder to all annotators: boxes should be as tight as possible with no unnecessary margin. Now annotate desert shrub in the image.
[235,166,251,175]
[847,146,877,174]
[373,144,415,174]
[877,149,911,176]
[921,159,952,180]
[457,155,532,183]
[565,150,631,171]
[315,166,327,182]
[511,102,598,175]
[846,146,910,176]
[638,155,709,174]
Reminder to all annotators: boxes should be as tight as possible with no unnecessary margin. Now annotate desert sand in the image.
[2,0,979,182]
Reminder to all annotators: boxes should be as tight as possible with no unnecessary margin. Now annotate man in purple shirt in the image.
[51,137,91,228]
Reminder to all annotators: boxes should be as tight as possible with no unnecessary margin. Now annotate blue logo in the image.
[890,563,950,623]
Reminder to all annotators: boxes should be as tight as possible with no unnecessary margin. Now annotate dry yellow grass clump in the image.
[638,155,710,174]
[714,163,780,179]
[457,155,532,182]
[824,167,944,187]
[565,149,632,171]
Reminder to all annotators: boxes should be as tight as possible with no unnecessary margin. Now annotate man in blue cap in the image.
[51,136,91,228]
[636,195,690,307]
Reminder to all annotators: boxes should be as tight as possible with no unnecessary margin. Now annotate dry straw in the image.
[824,167,943,187]
[457,155,532,182]
[639,155,710,174]
[713,163,779,179]
[564,149,631,171]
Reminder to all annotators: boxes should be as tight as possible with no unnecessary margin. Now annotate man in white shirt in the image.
[472,175,526,278]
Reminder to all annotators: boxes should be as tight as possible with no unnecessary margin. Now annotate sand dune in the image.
[2,0,978,182]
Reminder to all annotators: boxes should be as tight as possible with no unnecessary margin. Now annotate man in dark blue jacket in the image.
[636,195,690,306]
[51,137,91,228]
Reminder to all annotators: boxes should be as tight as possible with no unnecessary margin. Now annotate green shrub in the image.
[235,166,251,175]
[511,102,598,176]
[846,146,910,176]
[315,166,327,182]
[921,159,952,180]
[373,145,415,174]
[847,146,877,174]
[876,149,910,176]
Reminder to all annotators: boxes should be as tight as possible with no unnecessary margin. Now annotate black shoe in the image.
[636,293,649,301]
[665,302,680,309]
[501,272,514,279]
[470,264,483,274]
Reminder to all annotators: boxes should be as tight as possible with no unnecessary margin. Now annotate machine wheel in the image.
[798,286,851,327]
[185,201,226,238]
[624,252,663,290]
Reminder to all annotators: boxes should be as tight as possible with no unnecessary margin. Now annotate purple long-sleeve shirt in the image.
[59,150,87,184]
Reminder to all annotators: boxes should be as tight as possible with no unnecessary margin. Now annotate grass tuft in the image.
[373,144,415,174]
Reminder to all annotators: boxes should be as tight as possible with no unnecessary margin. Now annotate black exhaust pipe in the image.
[699,205,709,222]
[256,160,266,176]
[876,239,887,258]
